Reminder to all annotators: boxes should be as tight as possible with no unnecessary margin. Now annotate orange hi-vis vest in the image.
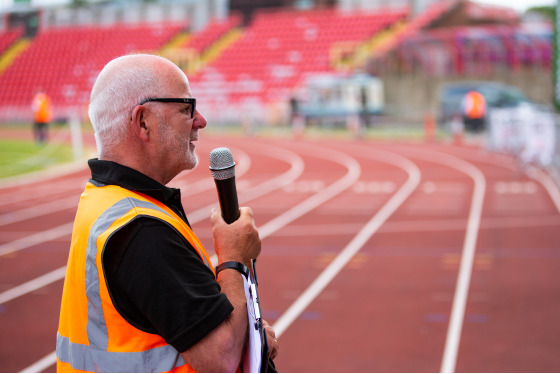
[56,180,215,373]
[463,91,486,119]
[32,93,52,123]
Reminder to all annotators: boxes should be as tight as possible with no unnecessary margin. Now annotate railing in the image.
[486,104,560,185]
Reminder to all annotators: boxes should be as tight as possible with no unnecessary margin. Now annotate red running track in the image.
[1,134,560,372]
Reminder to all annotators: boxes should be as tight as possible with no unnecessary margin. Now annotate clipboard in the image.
[242,259,270,373]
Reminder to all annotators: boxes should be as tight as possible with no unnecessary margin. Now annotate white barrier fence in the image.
[487,104,558,169]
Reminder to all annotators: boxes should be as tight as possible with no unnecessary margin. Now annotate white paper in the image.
[242,272,264,373]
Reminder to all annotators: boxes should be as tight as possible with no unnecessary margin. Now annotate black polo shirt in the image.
[88,159,233,353]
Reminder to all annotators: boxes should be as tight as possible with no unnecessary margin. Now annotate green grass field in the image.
[0,138,75,179]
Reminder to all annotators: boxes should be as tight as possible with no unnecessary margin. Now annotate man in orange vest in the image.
[56,54,279,372]
[461,90,486,132]
[31,90,52,143]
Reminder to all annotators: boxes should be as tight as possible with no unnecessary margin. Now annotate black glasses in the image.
[139,97,196,119]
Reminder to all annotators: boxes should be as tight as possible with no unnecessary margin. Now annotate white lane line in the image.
[393,145,486,374]
[0,197,79,227]
[19,351,57,373]
[0,222,74,257]
[438,147,560,371]
[211,142,361,256]
[442,165,485,374]
[185,144,305,224]
[0,267,67,304]
[258,144,361,239]
[445,148,560,216]
[0,175,86,208]
[526,166,560,215]
[273,147,421,338]
[261,214,560,237]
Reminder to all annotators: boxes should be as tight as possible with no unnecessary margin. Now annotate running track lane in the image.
[1,136,560,372]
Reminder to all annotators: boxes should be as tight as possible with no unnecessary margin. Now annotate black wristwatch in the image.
[216,261,249,278]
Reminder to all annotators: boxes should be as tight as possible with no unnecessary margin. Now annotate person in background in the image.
[31,89,52,143]
[359,86,369,129]
[56,54,278,373]
[461,90,486,132]
[289,94,305,138]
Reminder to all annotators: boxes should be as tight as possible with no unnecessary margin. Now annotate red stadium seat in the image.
[0,22,184,116]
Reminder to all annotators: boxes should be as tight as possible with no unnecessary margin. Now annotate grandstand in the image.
[183,14,242,54]
[0,28,22,56]
[163,14,243,75]
[189,7,407,112]
[0,22,184,121]
[0,0,553,124]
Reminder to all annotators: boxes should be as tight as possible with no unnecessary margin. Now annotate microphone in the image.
[209,147,240,224]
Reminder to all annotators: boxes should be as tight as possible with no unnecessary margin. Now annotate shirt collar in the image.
[88,159,187,220]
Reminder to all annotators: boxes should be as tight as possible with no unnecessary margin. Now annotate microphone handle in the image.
[215,177,240,224]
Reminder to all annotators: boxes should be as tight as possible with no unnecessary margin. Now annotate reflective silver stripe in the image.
[86,198,170,352]
[58,196,193,372]
[57,332,186,373]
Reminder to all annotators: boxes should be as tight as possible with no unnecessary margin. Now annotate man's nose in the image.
[193,110,207,129]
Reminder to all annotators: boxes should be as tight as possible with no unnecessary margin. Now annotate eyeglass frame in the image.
[138,97,196,119]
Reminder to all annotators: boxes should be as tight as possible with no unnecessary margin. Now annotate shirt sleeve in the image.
[102,216,234,353]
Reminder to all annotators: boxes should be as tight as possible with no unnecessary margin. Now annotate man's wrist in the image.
[216,261,249,278]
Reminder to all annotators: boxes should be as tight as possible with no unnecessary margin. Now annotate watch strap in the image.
[216,261,249,278]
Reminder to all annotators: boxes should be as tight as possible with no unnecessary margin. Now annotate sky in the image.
[472,0,555,13]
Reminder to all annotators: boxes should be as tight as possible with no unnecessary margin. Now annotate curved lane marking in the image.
[257,142,361,240]
[447,147,560,216]
[186,142,305,225]
[273,146,421,338]
[390,145,486,374]
[208,141,361,263]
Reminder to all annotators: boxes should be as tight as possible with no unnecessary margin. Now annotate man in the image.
[461,90,486,132]
[56,54,278,372]
[31,89,52,143]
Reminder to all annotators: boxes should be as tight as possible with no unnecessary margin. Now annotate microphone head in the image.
[209,147,236,180]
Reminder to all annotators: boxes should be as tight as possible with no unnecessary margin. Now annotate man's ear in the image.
[130,105,150,142]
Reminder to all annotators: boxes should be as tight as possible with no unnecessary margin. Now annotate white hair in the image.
[88,54,169,156]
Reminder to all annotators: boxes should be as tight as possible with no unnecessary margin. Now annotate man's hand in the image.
[182,206,261,372]
[264,320,279,360]
[211,207,261,266]
[184,207,263,372]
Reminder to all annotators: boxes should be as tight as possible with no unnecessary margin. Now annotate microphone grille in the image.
[209,147,236,180]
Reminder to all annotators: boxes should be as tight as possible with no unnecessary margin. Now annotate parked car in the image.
[437,81,530,130]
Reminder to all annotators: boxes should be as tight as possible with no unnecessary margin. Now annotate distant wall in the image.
[381,66,554,122]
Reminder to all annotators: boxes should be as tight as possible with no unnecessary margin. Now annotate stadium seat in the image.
[0,22,184,119]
